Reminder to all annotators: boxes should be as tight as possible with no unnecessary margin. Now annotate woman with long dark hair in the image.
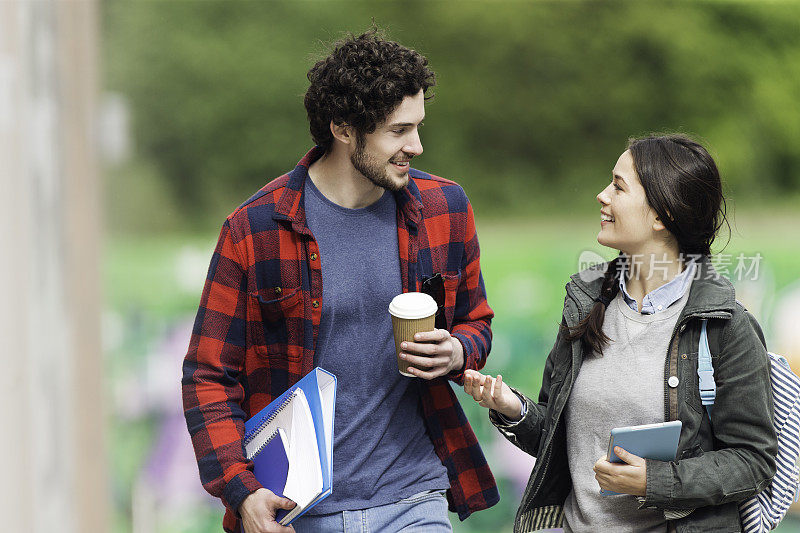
[465,134,777,532]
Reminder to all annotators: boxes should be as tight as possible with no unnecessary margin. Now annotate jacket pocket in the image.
[679,443,704,460]
[249,287,304,361]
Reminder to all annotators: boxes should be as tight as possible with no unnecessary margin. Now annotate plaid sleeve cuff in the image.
[222,470,262,515]
[448,333,472,384]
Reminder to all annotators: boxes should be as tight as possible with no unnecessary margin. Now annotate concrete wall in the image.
[0,1,107,531]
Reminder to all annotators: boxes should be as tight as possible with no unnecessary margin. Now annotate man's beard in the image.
[350,136,407,192]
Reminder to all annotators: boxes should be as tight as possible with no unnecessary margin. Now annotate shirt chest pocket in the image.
[248,286,304,361]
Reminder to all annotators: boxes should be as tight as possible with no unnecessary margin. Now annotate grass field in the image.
[105,210,800,532]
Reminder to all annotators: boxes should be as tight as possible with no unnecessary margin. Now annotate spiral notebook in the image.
[243,367,337,524]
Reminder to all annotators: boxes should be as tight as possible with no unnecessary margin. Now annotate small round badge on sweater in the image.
[668,376,680,388]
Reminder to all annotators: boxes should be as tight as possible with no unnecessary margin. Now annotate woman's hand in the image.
[463,369,523,421]
[593,447,647,496]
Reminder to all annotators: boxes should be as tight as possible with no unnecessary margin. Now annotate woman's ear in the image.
[653,208,673,232]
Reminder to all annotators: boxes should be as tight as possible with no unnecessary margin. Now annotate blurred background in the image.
[3,1,800,532]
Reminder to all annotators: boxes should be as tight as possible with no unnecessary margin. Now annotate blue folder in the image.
[243,367,337,523]
[252,428,289,508]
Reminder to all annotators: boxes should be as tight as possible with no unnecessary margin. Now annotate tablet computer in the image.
[601,420,682,495]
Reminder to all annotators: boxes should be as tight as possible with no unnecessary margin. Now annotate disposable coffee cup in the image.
[388,292,438,377]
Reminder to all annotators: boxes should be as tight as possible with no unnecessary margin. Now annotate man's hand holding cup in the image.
[389,292,463,379]
[399,329,464,379]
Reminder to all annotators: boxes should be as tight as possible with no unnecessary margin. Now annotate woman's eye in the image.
[392,129,405,134]
[613,183,623,191]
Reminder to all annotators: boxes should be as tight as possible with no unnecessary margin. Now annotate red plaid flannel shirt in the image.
[182,147,498,532]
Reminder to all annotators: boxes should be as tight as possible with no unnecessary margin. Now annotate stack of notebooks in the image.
[243,367,337,524]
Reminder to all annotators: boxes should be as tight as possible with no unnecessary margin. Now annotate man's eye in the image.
[614,183,623,191]
[392,129,405,134]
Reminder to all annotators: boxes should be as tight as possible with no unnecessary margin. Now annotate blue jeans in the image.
[292,490,452,533]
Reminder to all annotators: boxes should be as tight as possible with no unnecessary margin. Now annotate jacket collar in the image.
[568,255,736,320]
[273,146,423,232]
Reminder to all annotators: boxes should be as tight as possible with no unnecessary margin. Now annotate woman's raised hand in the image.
[463,369,524,422]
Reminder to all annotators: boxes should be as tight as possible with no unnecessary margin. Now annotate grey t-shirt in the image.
[303,177,449,514]
[563,282,692,533]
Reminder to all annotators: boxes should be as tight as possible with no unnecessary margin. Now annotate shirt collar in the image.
[619,258,697,314]
[276,146,423,229]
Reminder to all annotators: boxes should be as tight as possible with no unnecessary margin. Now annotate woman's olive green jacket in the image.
[491,258,777,533]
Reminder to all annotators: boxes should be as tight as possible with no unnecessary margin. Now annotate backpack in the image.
[698,319,800,532]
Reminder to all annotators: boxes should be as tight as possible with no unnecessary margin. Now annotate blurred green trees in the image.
[104,0,800,232]
[102,4,800,532]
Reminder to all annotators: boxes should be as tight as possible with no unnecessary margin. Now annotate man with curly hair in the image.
[183,29,498,533]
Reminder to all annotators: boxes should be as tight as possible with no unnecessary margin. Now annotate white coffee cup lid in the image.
[388,292,438,319]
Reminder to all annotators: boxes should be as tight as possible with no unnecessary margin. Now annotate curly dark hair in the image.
[304,29,436,152]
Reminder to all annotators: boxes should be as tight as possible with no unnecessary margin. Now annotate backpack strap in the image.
[698,319,717,418]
